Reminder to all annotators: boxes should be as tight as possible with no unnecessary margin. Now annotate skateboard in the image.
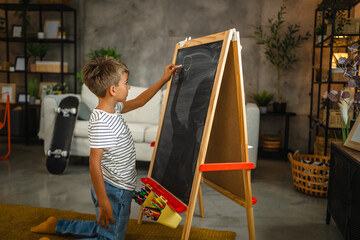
[46,96,79,174]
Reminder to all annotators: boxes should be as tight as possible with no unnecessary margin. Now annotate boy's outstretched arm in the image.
[89,148,114,229]
[121,63,181,113]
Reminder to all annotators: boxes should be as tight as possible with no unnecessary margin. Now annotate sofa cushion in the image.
[127,123,153,142]
[144,125,159,143]
[78,102,92,121]
[81,84,98,110]
[122,86,162,125]
[74,120,89,138]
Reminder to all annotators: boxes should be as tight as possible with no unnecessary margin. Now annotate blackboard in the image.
[151,40,223,205]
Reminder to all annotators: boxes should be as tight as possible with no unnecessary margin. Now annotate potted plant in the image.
[27,43,47,72]
[252,4,311,112]
[28,78,38,104]
[86,47,122,60]
[315,23,326,43]
[249,90,274,114]
[52,82,69,94]
[14,0,31,33]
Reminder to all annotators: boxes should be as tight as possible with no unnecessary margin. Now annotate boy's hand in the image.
[162,64,182,81]
[98,199,114,229]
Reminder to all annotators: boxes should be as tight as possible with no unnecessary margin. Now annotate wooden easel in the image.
[138,29,256,240]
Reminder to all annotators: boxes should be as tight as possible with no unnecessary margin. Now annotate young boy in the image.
[31,57,179,240]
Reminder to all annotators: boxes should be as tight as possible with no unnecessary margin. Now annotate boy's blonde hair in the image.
[82,56,130,98]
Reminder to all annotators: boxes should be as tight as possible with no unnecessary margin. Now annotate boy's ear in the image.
[109,86,116,96]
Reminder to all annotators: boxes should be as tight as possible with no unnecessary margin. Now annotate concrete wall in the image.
[72,0,321,153]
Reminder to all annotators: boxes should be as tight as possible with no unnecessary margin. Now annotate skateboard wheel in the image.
[55,107,61,113]
[70,108,77,115]
[47,150,51,156]
[61,151,68,157]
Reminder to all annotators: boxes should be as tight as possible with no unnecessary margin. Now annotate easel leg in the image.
[181,172,204,240]
[246,206,256,240]
[137,206,144,224]
[198,183,205,218]
[181,208,195,240]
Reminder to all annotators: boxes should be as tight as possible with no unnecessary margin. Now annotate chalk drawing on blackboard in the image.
[182,55,192,72]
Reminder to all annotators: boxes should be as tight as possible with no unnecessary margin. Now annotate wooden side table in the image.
[258,111,296,160]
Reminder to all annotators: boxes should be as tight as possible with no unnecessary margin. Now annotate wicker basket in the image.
[288,151,331,197]
[313,136,338,156]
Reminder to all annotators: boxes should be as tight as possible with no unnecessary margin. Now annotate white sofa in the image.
[38,85,260,166]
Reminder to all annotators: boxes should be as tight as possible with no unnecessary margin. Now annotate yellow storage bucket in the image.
[156,205,182,229]
[142,191,157,208]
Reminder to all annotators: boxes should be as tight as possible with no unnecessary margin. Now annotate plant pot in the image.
[30,63,36,72]
[259,106,267,114]
[317,35,325,43]
[273,102,287,113]
[30,96,36,105]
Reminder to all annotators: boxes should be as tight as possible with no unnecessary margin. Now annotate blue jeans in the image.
[55,182,132,240]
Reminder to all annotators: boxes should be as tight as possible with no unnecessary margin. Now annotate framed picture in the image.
[44,20,60,39]
[12,25,22,38]
[0,83,16,103]
[39,82,56,99]
[17,93,30,103]
[15,56,26,71]
[344,116,360,151]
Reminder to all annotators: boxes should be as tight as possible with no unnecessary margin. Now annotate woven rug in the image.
[0,204,236,240]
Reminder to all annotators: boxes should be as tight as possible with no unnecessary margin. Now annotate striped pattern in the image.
[88,102,136,191]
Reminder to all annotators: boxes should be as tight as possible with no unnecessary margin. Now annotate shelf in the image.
[0,70,75,75]
[308,116,342,130]
[0,2,77,143]
[312,81,348,84]
[315,35,360,48]
[309,3,360,154]
[0,37,75,43]
[0,4,75,12]
[317,0,360,10]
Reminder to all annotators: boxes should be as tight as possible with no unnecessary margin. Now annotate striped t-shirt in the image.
[88,102,136,191]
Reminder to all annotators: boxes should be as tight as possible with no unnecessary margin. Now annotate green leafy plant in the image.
[52,82,69,94]
[27,43,47,62]
[76,71,83,91]
[86,47,122,60]
[14,0,31,32]
[252,4,311,103]
[248,90,274,107]
[28,78,38,97]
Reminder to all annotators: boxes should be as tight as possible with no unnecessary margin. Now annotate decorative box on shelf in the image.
[35,61,68,73]
[319,109,353,128]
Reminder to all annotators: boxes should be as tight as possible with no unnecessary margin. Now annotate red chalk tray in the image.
[141,177,187,213]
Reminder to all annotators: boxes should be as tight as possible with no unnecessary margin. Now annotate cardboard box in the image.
[35,61,68,73]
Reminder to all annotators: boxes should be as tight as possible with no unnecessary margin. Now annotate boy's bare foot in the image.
[30,216,57,234]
